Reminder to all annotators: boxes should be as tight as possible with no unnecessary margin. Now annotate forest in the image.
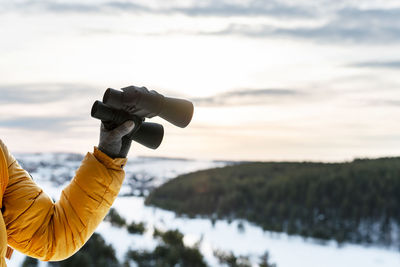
[145,157,400,246]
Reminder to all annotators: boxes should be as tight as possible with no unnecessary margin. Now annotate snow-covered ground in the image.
[6,153,400,267]
[106,197,400,267]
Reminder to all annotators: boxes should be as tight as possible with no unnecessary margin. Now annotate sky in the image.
[1,0,400,161]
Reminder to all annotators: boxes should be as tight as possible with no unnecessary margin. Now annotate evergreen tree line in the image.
[105,208,146,234]
[145,157,400,246]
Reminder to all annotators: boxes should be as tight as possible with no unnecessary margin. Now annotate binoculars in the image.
[91,86,194,149]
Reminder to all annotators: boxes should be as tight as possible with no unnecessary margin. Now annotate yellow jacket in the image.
[0,139,127,266]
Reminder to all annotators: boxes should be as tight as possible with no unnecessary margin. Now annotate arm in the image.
[1,139,126,261]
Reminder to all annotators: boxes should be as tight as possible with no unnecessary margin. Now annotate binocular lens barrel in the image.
[158,96,194,128]
[91,101,164,149]
[131,122,164,149]
[104,88,194,128]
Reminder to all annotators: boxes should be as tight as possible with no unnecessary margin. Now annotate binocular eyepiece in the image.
[91,86,194,150]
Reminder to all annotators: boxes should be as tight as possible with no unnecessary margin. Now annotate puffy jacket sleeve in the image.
[0,139,127,261]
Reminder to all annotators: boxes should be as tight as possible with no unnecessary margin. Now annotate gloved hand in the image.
[98,120,135,158]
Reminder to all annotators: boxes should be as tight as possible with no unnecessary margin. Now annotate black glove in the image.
[98,120,135,158]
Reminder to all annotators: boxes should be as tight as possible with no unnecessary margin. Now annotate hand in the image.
[98,120,135,158]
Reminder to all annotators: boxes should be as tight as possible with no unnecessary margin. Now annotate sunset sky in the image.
[1,0,400,161]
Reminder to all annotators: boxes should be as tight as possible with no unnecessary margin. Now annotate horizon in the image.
[12,150,400,164]
[1,0,400,161]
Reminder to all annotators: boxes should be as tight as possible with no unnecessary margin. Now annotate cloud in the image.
[208,7,400,44]
[1,0,312,18]
[193,88,303,107]
[349,61,400,69]
[0,116,80,131]
[25,1,150,14]
[0,83,99,104]
[0,83,101,132]
[170,2,311,18]
[3,1,399,44]
[364,99,400,107]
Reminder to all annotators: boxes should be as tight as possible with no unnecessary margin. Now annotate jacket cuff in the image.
[93,147,127,170]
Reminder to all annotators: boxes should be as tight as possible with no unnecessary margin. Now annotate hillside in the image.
[11,153,400,267]
[145,157,400,246]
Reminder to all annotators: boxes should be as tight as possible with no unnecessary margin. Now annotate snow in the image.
[5,153,400,267]
[106,196,400,267]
